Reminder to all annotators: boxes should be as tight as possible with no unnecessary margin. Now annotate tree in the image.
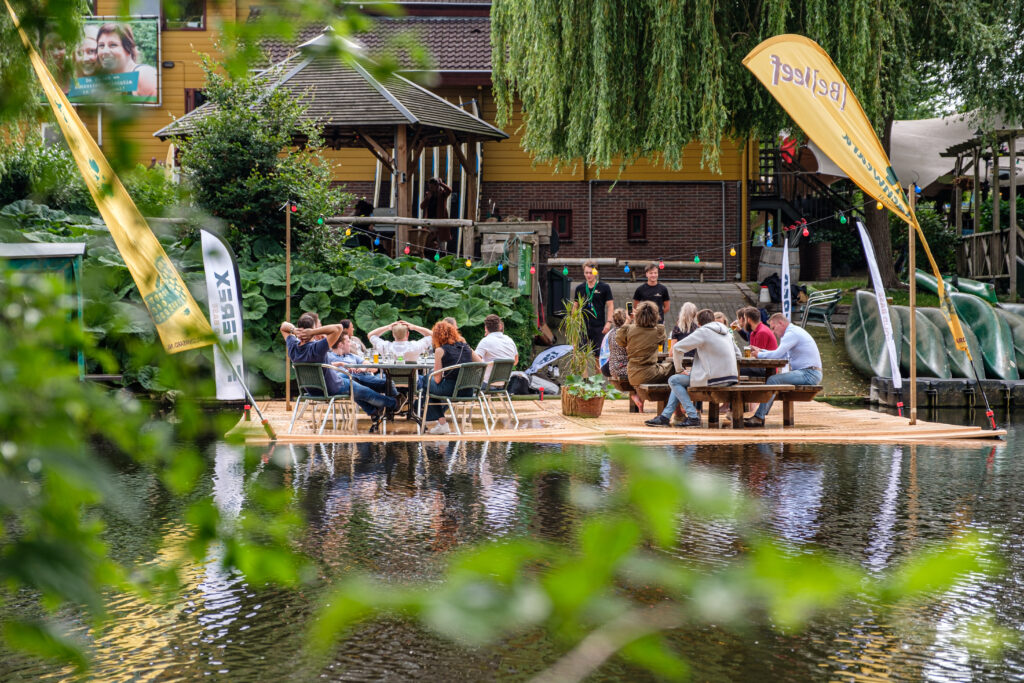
[491,0,1024,286]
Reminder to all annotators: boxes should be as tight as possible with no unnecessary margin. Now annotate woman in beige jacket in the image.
[616,301,674,387]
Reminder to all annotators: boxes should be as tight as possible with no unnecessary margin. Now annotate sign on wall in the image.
[41,16,160,105]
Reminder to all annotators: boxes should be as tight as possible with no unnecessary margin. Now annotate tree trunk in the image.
[864,116,900,288]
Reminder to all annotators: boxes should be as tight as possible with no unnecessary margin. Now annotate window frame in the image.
[530,209,573,243]
[626,208,647,243]
[162,0,207,31]
[184,87,207,113]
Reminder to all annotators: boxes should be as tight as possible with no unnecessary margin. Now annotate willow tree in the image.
[492,0,1024,286]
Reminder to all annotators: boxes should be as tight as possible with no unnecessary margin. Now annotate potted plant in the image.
[558,294,623,417]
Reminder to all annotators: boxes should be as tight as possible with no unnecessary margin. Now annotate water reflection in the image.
[6,431,1023,682]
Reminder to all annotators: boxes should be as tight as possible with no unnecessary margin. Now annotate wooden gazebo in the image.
[155,31,508,254]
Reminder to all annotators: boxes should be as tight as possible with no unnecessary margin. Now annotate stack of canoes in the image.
[914,269,998,304]
[846,289,1020,381]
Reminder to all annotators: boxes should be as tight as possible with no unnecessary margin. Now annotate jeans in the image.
[334,374,396,415]
[416,374,474,422]
[753,368,823,420]
[659,373,699,420]
[351,372,390,395]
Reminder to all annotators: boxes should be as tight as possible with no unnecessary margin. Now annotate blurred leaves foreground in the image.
[0,269,1014,678]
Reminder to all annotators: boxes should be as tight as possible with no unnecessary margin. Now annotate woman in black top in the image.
[418,320,481,434]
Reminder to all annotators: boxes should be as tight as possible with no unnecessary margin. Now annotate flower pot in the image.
[561,392,605,418]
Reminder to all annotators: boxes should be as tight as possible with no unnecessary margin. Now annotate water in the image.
[3,413,1024,681]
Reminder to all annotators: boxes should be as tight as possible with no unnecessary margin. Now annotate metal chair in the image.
[798,288,842,342]
[288,363,356,435]
[481,358,519,429]
[417,361,491,435]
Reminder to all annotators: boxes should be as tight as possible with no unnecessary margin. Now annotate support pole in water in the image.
[908,186,917,425]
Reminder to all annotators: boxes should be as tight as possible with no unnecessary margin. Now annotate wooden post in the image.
[974,146,981,235]
[992,142,1001,238]
[395,124,410,256]
[908,186,916,425]
[1011,134,1019,301]
[285,204,292,410]
[953,155,963,236]
[741,139,750,282]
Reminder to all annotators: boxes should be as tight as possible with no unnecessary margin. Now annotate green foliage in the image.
[979,195,1024,235]
[562,373,623,400]
[174,56,352,261]
[491,0,1024,173]
[308,442,1005,679]
[890,201,958,275]
[557,294,590,378]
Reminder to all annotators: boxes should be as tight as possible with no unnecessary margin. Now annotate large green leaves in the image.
[299,292,332,319]
[354,300,401,332]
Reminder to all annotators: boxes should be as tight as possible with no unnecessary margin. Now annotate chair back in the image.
[293,362,330,397]
[451,362,489,396]
[486,358,516,389]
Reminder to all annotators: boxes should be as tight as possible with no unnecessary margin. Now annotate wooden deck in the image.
[230,398,1005,446]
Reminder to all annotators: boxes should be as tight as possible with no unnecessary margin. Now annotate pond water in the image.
[4,410,1024,681]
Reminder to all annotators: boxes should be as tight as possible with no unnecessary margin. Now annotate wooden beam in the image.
[356,130,394,174]
[395,124,410,256]
[326,216,474,228]
[445,129,471,173]
[954,154,963,236]
[1011,134,1018,301]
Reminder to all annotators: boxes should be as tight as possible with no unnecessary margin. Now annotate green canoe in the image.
[998,302,1024,318]
[993,307,1024,373]
[950,292,1019,380]
[919,308,986,379]
[915,269,956,296]
[891,306,951,378]
[944,275,997,304]
[846,290,902,378]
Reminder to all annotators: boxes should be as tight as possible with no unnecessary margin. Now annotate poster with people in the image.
[41,17,160,105]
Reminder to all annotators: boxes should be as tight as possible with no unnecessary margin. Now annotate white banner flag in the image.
[781,235,792,321]
[855,219,901,388]
[201,229,246,400]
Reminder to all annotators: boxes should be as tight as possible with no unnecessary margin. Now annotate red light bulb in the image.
[658,260,664,270]
[802,227,810,237]
[290,204,298,213]
[529,266,536,274]
[403,246,411,255]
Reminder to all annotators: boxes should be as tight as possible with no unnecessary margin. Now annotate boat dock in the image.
[233,398,1004,445]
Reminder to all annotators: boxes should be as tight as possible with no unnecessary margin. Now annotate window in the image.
[627,209,647,242]
[164,0,206,30]
[529,209,572,243]
[184,88,207,113]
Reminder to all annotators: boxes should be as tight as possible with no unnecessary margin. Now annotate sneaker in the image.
[393,392,408,416]
[369,412,383,434]
[644,414,672,427]
[678,416,702,428]
[428,422,451,435]
[743,416,765,428]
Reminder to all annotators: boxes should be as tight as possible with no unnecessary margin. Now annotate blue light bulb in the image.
[624,263,630,273]
[373,236,380,246]
[497,263,504,271]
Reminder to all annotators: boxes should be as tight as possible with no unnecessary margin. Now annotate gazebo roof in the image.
[153,33,507,148]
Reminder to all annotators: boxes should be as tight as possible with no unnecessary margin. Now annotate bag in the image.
[529,374,560,396]
[506,371,533,395]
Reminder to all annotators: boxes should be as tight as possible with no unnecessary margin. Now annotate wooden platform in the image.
[230,397,1005,446]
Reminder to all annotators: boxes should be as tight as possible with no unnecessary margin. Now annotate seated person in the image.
[744,313,822,427]
[645,308,739,428]
[281,314,396,433]
[327,333,395,398]
[367,320,434,359]
[475,314,519,381]
[339,319,368,356]
[616,301,673,389]
[601,308,630,380]
[737,306,778,379]
[417,320,482,435]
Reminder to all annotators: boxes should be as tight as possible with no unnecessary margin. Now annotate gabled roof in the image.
[153,35,507,148]
[254,11,492,71]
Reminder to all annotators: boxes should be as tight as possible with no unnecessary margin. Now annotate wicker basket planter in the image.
[561,392,605,418]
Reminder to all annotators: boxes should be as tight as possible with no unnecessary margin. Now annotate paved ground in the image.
[604,281,757,326]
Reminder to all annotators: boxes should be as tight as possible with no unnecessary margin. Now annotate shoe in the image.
[428,422,451,435]
[743,416,765,428]
[369,412,383,434]
[678,416,702,428]
[393,392,408,416]
[644,414,672,427]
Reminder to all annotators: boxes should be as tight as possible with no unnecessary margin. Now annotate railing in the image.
[750,144,854,216]
[956,226,1024,281]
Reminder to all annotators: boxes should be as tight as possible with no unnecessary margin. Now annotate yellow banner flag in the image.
[5,0,212,353]
[743,34,969,353]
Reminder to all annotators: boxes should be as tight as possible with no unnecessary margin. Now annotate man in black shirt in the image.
[572,260,614,356]
[632,262,671,323]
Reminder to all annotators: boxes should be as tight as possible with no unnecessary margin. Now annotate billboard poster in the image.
[41,16,160,105]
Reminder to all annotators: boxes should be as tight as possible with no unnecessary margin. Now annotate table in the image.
[677,356,789,378]
[341,361,434,420]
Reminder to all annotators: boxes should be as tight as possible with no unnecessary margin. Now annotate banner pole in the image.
[216,342,277,440]
[285,203,292,411]
[908,187,917,424]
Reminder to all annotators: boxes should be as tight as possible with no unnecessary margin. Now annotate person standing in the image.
[632,262,671,323]
[744,313,822,427]
[573,260,614,357]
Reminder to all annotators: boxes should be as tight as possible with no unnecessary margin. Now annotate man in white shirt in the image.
[476,314,518,381]
[367,319,433,360]
[744,313,823,427]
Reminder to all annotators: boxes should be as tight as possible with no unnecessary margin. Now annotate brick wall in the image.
[482,181,742,280]
[335,181,376,214]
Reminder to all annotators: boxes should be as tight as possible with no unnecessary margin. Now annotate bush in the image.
[890,200,957,275]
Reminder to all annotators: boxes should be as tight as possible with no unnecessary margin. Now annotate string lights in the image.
[623,262,630,273]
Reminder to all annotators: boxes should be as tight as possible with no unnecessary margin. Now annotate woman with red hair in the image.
[417,320,481,434]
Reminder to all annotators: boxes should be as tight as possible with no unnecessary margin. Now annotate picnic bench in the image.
[609,376,641,412]
[686,384,823,428]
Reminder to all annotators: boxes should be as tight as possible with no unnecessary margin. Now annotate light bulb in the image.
[434,252,440,261]
[802,227,810,237]
[404,246,410,255]
[658,260,664,270]
[766,237,773,247]
[374,236,380,246]
[591,269,598,278]
[290,204,298,212]
[729,247,736,257]
[876,201,883,210]
[345,228,351,236]
[465,259,472,267]
[498,263,504,271]
[317,216,324,225]
[562,266,569,276]
[839,215,847,224]
[529,266,536,274]
[623,263,630,273]
[694,254,700,263]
